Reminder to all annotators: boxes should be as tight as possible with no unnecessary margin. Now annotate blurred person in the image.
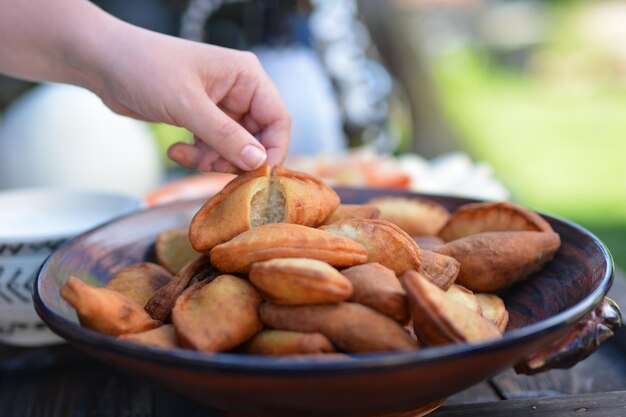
[0,0,291,173]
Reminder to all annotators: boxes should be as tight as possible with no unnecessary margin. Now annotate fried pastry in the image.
[401,270,501,345]
[105,263,172,307]
[119,324,179,349]
[476,293,509,333]
[274,165,341,225]
[433,231,561,292]
[341,263,408,323]
[156,228,201,273]
[413,235,445,251]
[260,302,417,353]
[241,330,336,355]
[61,276,160,336]
[320,219,421,276]
[190,165,269,253]
[144,256,217,322]
[417,251,459,290]
[445,285,481,315]
[322,204,380,225]
[438,201,554,242]
[368,197,450,236]
[173,275,262,353]
[210,223,368,273]
[250,258,353,305]
[189,165,339,253]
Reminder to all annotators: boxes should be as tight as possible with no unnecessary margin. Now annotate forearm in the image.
[0,0,290,171]
[0,0,124,92]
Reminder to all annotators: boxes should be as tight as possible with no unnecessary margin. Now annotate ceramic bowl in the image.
[0,188,141,346]
[34,189,614,417]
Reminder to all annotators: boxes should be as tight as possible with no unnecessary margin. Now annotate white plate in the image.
[0,187,142,346]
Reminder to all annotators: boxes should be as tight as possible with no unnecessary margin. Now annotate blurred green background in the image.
[429,0,626,269]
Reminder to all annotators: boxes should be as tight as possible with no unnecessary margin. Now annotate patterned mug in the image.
[0,188,141,346]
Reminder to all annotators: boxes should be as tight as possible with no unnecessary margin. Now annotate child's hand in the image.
[96,30,290,173]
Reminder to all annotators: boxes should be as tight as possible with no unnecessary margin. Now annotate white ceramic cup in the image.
[0,188,142,346]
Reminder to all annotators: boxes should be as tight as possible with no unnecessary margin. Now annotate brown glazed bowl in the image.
[34,188,616,417]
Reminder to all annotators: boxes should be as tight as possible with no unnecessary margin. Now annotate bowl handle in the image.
[514,297,622,375]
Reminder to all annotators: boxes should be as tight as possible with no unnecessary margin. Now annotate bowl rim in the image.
[33,191,615,375]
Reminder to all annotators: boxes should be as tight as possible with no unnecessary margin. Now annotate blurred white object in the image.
[0,84,163,197]
[398,152,509,201]
[287,149,509,201]
[253,46,347,156]
[0,187,141,346]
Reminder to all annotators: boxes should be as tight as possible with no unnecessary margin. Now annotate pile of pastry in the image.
[61,165,561,355]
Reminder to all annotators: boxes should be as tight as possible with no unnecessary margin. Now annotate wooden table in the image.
[2,275,625,417]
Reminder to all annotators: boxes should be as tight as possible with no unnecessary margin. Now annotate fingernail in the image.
[168,147,181,159]
[240,145,266,170]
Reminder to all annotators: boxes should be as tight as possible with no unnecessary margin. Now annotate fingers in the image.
[166,48,289,172]
[258,118,291,166]
[167,143,201,168]
[246,75,291,166]
[240,113,262,136]
[169,110,288,172]
[167,136,212,168]
[168,136,239,173]
[168,115,287,173]
[212,158,239,174]
[183,100,267,171]
[218,58,291,167]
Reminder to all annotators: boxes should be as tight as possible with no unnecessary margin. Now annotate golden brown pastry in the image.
[320,219,421,275]
[210,223,368,273]
[475,293,509,333]
[417,250,459,291]
[368,197,450,236]
[155,228,202,274]
[61,276,160,336]
[173,275,262,353]
[341,263,408,323]
[438,201,554,242]
[189,165,339,253]
[190,165,270,253]
[241,330,336,355]
[433,231,561,292]
[444,285,481,316]
[119,324,179,349]
[273,165,341,225]
[105,263,172,307]
[144,256,217,322]
[322,204,380,225]
[250,258,353,305]
[401,270,501,345]
[412,235,445,251]
[259,302,417,353]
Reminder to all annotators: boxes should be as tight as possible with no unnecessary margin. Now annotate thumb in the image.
[183,100,267,171]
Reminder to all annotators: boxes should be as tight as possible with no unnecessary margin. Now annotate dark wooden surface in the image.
[2,272,625,416]
[437,391,626,416]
